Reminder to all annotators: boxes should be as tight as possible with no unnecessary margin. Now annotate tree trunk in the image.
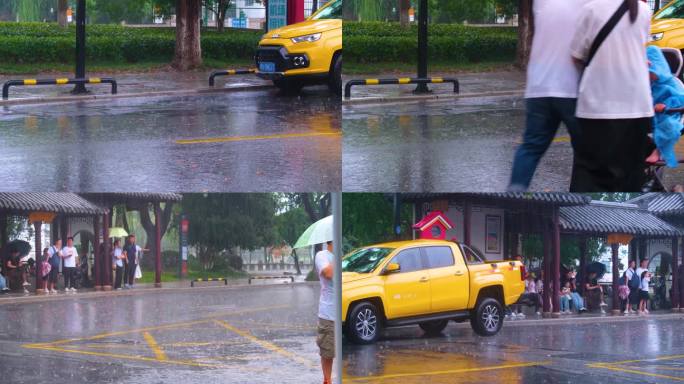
[173,0,203,70]
[126,202,174,266]
[292,249,301,275]
[217,0,227,32]
[515,0,534,70]
[399,0,410,27]
[57,0,68,27]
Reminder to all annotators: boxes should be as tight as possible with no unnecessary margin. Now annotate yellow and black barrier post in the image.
[190,277,229,287]
[248,275,295,285]
[344,77,459,99]
[208,69,258,86]
[2,77,118,100]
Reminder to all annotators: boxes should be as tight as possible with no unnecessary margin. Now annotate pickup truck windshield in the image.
[342,247,394,273]
[656,1,684,19]
[310,0,342,20]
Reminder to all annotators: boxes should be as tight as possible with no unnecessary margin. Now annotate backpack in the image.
[628,269,641,289]
[41,261,51,277]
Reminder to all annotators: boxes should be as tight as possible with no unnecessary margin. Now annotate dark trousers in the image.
[114,266,123,289]
[570,118,651,192]
[126,263,136,285]
[63,267,75,289]
[509,97,578,189]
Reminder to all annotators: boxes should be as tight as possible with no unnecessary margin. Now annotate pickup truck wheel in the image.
[470,298,503,336]
[328,53,342,96]
[419,320,448,336]
[347,301,381,344]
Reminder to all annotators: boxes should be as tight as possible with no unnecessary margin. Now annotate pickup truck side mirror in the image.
[384,263,401,275]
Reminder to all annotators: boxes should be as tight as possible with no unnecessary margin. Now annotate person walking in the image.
[507,0,582,191]
[569,0,653,191]
[61,237,79,292]
[315,241,335,384]
[123,235,138,289]
[112,239,125,290]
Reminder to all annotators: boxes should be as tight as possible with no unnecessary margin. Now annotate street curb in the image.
[443,312,684,329]
[0,84,274,107]
[0,280,317,306]
[342,89,524,106]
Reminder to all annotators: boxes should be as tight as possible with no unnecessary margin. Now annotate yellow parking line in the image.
[175,131,340,145]
[213,319,316,368]
[344,361,548,382]
[143,332,168,361]
[590,354,684,365]
[589,363,684,381]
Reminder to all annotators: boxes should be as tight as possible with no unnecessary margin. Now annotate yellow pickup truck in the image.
[255,0,342,94]
[651,1,684,49]
[342,239,525,344]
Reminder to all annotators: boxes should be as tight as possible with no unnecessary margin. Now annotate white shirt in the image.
[113,247,124,268]
[135,245,142,265]
[61,246,78,268]
[525,0,582,98]
[315,249,334,321]
[641,275,650,291]
[570,0,653,119]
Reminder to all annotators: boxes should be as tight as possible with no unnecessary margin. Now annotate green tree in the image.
[90,0,154,24]
[342,193,413,252]
[274,205,310,274]
[183,194,277,270]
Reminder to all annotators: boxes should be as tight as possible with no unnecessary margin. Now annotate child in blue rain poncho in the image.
[646,45,684,168]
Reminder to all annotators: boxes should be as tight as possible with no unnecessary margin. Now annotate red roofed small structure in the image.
[413,210,454,240]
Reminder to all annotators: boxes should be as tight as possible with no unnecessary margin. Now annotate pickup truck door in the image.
[383,247,431,319]
[424,245,469,313]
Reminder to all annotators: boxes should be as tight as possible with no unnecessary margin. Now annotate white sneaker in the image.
[518,313,526,319]
[71,288,77,293]
[22,281,30,286]
[644,308,650,314]
[600,309,606,314]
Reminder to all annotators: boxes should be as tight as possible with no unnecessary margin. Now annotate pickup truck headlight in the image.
[291,33,322,44]
[650,32,664,42]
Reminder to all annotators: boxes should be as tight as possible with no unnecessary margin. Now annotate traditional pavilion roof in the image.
[398,193,591,206]
[81,193,183,205]
[0,193,107,216]
[627,193,684,216]
[559,200,682,237]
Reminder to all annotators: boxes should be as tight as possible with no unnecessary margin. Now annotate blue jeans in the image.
[509,97,578,190]
[570,292,584,311]
[0,274,6,290]
[560,296,570,312]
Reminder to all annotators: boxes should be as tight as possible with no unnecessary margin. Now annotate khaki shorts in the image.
[316,318,335,359]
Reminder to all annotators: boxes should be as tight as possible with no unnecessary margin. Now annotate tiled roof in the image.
[81,193,183,205]
[0,193,107,215]
[559,201,681,236]
[399,193,591,206]
[627,193,684,216]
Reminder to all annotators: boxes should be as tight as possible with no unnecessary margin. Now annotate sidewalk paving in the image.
[0,69,271,101]
[343,70,526,100]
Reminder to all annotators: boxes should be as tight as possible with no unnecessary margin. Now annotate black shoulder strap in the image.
[585,0,629,67]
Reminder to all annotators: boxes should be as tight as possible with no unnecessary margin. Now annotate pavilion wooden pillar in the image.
[611,243,620,315]
[60,215,68,244]
[154,203,162,288]
[578,236,587,290]
[463,201,472,247]
[102,211,112,291]
[672,237,679,311]
[33,220,44,294]
[551,208,561,318]
[680,238,684,311]
[93,215,102,291]
[542,220,552,317]
[0,213,7,248]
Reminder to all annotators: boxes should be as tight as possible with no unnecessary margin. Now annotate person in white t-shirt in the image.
[569,0,653,192]
[112,239,125,290]
[508,0,582,191]
[315,241,335,384]
[636,258,649,313]
[639,270,651,315]
[61,237,79,292]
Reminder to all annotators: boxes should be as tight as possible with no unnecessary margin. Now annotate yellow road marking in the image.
[589,363,684,381]
[213,319,316,368]
[143,332,168,361]
[344,361,548,382]
[26,345,221,368]
[590,354,684,366]
[175,131,340,145]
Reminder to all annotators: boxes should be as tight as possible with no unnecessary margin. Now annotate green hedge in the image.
[0,22,262,64]
[344,21,517,63]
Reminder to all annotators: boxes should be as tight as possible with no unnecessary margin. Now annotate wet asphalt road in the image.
[0,283,323,384]
[343,314,684,384]
[0,87,341,192]
[343,95,684,192]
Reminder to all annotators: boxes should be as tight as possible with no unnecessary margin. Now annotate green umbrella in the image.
[109,227,129,238]
[293,215,333,249]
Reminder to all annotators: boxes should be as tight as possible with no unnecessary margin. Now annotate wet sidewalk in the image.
[342,70,525,100]
[0,69,271,102]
